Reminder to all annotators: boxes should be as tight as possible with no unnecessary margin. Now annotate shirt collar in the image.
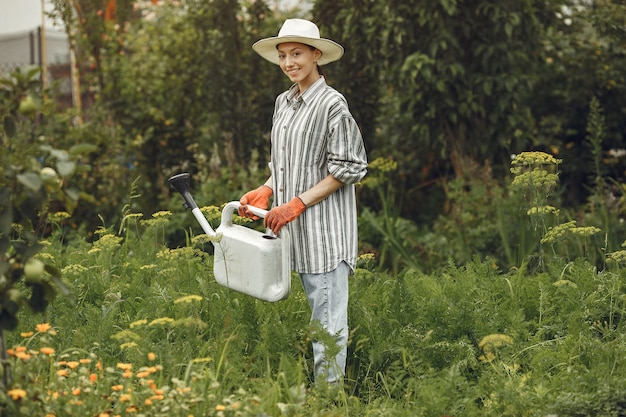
[286,76,327,105]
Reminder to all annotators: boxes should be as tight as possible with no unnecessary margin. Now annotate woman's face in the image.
[277,42,321,89]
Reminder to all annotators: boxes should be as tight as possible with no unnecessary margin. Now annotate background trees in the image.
[2,0,625,269]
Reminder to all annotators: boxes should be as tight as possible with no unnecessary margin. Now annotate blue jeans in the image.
[299,261,349,384]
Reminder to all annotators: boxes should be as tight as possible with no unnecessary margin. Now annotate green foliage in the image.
[0,67,78,388]
[0,181,625,415]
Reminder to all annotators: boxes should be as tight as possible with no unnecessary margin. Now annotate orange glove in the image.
[238,185,273,219]
[264,197,306,235]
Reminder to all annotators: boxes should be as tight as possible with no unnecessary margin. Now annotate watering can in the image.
[168,173,291,302]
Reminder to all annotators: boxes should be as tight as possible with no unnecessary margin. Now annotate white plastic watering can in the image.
[168,173,291,302]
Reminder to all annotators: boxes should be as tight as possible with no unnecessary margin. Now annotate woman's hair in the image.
[308,45,324,76]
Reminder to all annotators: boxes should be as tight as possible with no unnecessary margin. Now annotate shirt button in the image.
[283,126,287,129]
[280,168,284,171]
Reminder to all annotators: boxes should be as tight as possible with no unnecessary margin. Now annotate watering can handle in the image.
[245,204,268,219]
[221,201,268,224]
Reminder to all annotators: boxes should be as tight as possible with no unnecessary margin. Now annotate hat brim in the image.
[252,36,344,66]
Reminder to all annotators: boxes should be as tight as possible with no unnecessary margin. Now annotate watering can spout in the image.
[168,173,198,210]
[168,173,217,236]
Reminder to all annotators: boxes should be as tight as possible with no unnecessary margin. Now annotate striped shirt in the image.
[269,76,368,274]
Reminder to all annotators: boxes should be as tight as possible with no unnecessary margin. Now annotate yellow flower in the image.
[215,405,226,411]
[21,331,34,338]
[148,352,156,361]
[111,385,124,392]
[174,295,203,304]
[120,394,132,402]
[116,363,133,371]
[8,388,27,400]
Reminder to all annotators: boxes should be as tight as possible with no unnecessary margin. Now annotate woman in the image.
[239,18,367,385]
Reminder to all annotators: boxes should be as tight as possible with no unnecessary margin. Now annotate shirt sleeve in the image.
[327,106,368,185]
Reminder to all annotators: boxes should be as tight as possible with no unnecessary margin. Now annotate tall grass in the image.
[3,194,626,416]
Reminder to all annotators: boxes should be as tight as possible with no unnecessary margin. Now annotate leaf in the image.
[17,172,42,192]
[56,160,76,176]
[69,143,98,155]
[3,115,16,138]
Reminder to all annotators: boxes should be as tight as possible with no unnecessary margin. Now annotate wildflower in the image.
[215,405,226,411]
[41,347,55,355]
[554,280,577,288]
[21,331,34,338]
[510,151,561,168]
[65,361,80,369]
[120,394,132,402]
[79,358,91,364]
[148,352,156,361]
[145,399,153,406]
[369,157,398,172]
[126,406,139,413]
[130,319,148,328]
[15,351,32,360]
[111,385,124,392]
[136,371,151,379]
[8,388,27,400]
[56,369,69,377]
[61,264,89,275]
[152,210,172,218]
[148,317,175,326]
[37,323,52,333]
[117,363,133,371]
[174,295,203,304]
[89,373,98,383]
[139,264,157,270]
[120,342,138,349]
[123,370,133,378]
[72,388,81,396]
[93,234,123,250]
[479,333,513,351]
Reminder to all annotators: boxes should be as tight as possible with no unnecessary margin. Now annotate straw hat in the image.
[252,19,344,66]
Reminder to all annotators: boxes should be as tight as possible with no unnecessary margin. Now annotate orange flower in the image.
[215,405,226,411]
[96,361,103,371]
[21,331,34,338]
[7,388,27,400]
[79,358,91,364]
[116,363,132,371]
[150,394,164,401]
[89,373,98,383]
[72,388,81,396]
[36,323,52,333]
[65,361,80,369]
[147,352,156,361]
[119,394,131,402]
[122,370,133,378]
[15,351,32,360]
[145,399,153,406]
[111,385,124,392]
[41,347,55,355]
[56,369,69,377]
[136,371,150,378]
